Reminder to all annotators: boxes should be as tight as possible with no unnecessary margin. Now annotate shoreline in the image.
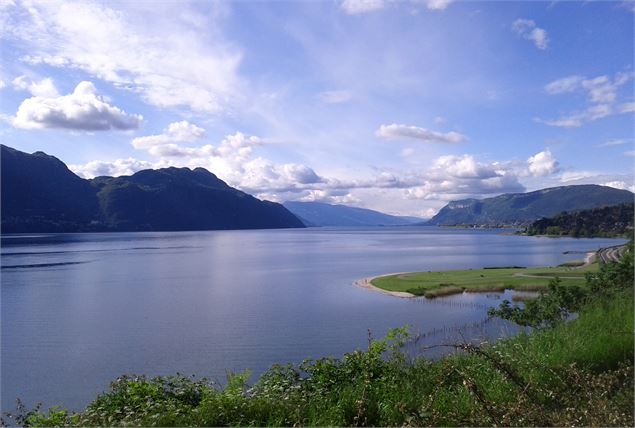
[355,248,601,299]
[353,273,415,298]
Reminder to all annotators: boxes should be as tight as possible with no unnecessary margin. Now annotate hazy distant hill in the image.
[1,144,304,233]
[283,201,422,227]
[426,185,634,226]
[525,203,634,237]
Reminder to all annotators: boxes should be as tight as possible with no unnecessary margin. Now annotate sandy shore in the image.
[583,251,597,266]
[353,273,415,298]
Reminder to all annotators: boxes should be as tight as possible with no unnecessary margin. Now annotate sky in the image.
[1,0,633,218]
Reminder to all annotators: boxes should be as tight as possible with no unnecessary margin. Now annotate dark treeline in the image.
[525,203,634,237]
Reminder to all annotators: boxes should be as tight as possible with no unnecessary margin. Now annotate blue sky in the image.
[1,0,633,217]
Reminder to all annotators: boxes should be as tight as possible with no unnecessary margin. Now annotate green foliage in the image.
[489,241,633,328]
[488,277,587,327]
[526,203,634,237]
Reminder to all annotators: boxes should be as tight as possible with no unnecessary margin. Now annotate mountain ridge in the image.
[1,144,304,233]
[426,185,634,226]
[283,201,423,227]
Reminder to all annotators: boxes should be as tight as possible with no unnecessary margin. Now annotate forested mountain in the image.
[426,185,634,226]
[525,203,634,237]
[1,144,304,233]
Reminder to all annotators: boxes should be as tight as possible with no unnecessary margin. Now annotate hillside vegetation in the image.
[526,203,634,237]
[426,185,633,226]
[8,244,633,427]
[1,145,304,232]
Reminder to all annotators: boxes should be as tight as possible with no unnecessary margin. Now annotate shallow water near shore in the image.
[1,227,626,412]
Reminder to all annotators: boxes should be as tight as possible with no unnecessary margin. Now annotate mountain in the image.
[1,144,304,233]
[283,201,423,227]
[426,185,634,226]
[1,145,101,232]
[525,203,634,237]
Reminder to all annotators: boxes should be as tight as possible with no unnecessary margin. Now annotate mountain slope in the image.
[525,203,634,237]
[1,144,304,232]
[92,167,304,231]
[1,144,100,232]
[283,201,422,227]
[426,185,634,226]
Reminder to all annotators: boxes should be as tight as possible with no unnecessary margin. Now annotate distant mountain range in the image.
[1,145,304,233]
[283,201,422,227]
[426,185,634,226]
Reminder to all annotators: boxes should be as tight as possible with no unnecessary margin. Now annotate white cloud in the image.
[527,150,559,177]
[132,121,205,150]
[619,102,635,113]
[582,75,621,104]
[603,180,635,193]
[340,0,385,15]
[13,81,142,131]
[3,1,241,114]
[317,90,352,104]
[70,158,154,178]
[426,0,454,11]
[433,154,498,179]
[544,75,583,94]
[512,19,549,50]
[12,75,59,97]
[538,72,633,127]
[595,139,629,148]
[625,150,635,157]
[404,154,524,200]
[376,123,467,143]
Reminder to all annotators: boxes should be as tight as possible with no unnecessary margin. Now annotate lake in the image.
[1,227,626,412]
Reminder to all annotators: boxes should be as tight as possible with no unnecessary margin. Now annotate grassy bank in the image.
[6,247,633,427]
[371,262,597,298]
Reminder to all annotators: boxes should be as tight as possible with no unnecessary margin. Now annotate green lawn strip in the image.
[371,263,599,297]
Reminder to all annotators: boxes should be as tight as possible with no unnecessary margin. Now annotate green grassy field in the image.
[371,262,598,298]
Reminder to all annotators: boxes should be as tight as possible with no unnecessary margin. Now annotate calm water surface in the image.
[1,227,625,411]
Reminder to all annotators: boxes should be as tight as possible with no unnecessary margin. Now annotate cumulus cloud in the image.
[527,150,559,177]
[433,154,498,179]
[13,81,142,130]
[70,158,154,178]
[3,1,241,114]
[538,72,633,127]
[12,75,59,97]
[132,121,205,150]
[404,154,524,200]
[340,0,385,14]
[376,123,467,143]
[317,90,352,104]
[602,180,635,193]
[512,19,549,50]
